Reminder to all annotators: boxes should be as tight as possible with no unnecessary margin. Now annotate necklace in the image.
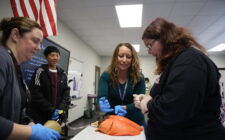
[117,80,128,104]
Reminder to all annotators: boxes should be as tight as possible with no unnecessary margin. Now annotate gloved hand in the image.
[114,105,127,116]
[99,97,114,113]
[51,109,59,120]
[28,123,60,140]
[133,94,152,113]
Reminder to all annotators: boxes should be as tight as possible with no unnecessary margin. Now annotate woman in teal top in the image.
[98,43,146,125]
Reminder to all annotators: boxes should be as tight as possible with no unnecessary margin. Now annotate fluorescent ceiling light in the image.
[208,43,225,52]
[115,4,143,28]
[132,44,140,52]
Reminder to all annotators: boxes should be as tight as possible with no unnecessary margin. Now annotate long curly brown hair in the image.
[107,43,141,87]
[142,17,206,74]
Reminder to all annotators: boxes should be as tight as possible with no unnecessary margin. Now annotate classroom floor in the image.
[64,111,101,139]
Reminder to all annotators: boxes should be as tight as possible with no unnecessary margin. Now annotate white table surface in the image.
[71,125,146,140]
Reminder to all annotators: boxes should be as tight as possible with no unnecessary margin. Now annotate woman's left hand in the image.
[133,94,145,109]
[133,94,152,113]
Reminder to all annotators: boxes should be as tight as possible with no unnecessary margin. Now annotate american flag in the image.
[10,0,57,37]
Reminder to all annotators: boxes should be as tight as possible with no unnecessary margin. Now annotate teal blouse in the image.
[98,71,146,125]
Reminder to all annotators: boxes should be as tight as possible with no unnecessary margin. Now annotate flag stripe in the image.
[52,0,57,22]
[10,0,19,17]
[24,0,35,20]
[10,0,57,37]
[20,0,29,18]
[29,0,38,21]
[44,0,56,35]
[42,2,53,36]
[51,0,57,35]
[39,3,48,37]
[34,0,41,23]
[15,0,24,17]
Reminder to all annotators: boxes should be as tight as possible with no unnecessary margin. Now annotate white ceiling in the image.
[57,0,225,56]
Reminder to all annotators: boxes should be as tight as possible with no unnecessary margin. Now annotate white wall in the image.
[139,56,158,84]
[0,1,12,17]
[0,0,101,119]
[209,55,225,68]
[209,55,225,85]
[100,57,111,72]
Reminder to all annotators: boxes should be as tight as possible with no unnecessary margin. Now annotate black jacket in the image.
[147,48,225,140]
[29,64,70,124]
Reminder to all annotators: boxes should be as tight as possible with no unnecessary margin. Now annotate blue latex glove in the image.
[99,97,114,113]
[51,109,59,120]
[114,105,127,116]
[28,123,60,140]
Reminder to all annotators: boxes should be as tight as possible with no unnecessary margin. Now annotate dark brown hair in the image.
[44,46,60,57]
[107,43,141,87]
[0,17,42,46]
[142,17,206,74]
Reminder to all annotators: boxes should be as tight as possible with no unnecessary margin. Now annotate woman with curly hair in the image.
[134,17,225,140]
[97,43,146,126]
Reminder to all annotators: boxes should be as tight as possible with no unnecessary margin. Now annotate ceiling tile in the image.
[58,0,225,56]
[170,2,205,16]
[168,16,194,27]
[143,3,174,18]
[198,1,225,15]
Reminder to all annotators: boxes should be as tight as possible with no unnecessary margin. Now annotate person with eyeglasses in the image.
[134,17,225,140]
[97,43,146,126]
[0,17,60,140]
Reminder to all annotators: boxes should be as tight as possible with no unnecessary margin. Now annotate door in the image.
[94,65,100,95]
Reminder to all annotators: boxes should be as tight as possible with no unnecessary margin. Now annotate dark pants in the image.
[142,120,149,140]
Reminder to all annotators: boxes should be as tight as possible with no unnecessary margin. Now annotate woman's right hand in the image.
[99,97,114,113]
[28,123,60,140]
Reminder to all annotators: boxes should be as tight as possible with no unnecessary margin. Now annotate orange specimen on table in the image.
[96,115,143,136]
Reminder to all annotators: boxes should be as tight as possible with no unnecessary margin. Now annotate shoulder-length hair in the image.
[107,43,141,87]
[142,17,206,74]
[0,17,42,46]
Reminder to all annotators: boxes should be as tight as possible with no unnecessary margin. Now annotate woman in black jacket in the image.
[134,17,225,140]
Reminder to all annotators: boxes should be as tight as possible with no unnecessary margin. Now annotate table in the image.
[71,125,146,140]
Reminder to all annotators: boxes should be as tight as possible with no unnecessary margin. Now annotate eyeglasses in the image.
[146,39,157,50]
